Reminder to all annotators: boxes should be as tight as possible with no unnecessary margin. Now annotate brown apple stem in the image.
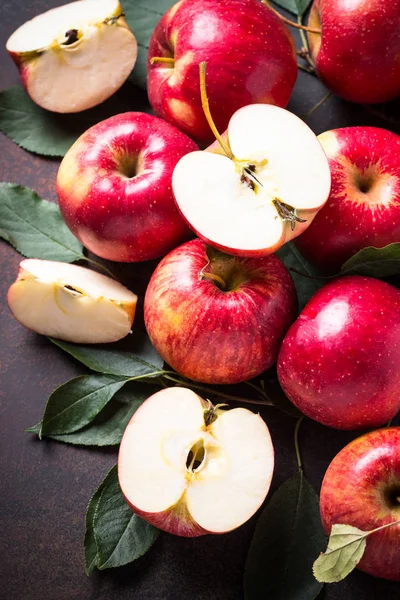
[199,62,234,160]
[162,374,274,407]
[297,47,316,71]
[262,1,321,33]
[198,270,227,290]
[150,56,175,67]
[297,63,318,76]
[294,416,304,471]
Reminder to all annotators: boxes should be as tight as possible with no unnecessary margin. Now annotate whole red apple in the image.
[320,427,400,581]
[144,238,297,384]
[57,112,197,262]
[147,0,297,142]
[295,127,400,272]
[277,276,400,430]
[308,0,400,104]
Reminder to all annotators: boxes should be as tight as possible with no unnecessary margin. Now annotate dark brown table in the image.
[1,1,399,599]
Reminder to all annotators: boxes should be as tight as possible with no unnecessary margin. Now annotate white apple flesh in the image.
[172,104,331,256]
[7,259,137,343]
[6,0,137,113]
[118,387,274,537]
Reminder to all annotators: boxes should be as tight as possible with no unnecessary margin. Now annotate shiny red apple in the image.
[144,238,297,384]
[320,427,400,581]
[295,127,400,272]
[308,0,400,104]
[277,276,400,430]
[147,0,297,142]
[57,112,197,262]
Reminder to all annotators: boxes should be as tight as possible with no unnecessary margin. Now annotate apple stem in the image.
[199,62,235,160]
[297,15,310,53]
[150,56,175,67]
[294,416,304,471]
[297,47,316,72]
[263,1,321,34]
[198,269,227,290]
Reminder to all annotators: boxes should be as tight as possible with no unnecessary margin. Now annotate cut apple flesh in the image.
[6,0,137,113]
[172,104,331,256]
[7,259,137,343]
[118,387,274,536]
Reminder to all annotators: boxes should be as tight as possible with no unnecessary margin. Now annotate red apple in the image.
[320,427,400,581]
[118,387,275,537]
[147,0,297,143]
[144,238,297,384]
[277,276,400,430]
[308,0,400,104]
[57,112,198,262]
[295,127,400,272]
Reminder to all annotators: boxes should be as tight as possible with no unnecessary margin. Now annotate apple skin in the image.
[57,112,198,262]
[320,427,400,581]
[144,238,297,384]
[147,0,297,142]
[295,127,400,272]
[308,0,400,104]
[277,276,400,430]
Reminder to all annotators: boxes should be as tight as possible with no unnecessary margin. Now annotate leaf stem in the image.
[369,518,400,536]
[263,1,321,33]
[83,256,116,280]
[297,63,317,76]
[301,91,332,119]
[297,15,310,53]
[294,416,304,471]
[161,374,273,407]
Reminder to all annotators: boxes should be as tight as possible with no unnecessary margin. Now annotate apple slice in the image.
[6,0,137,113]
[173,100,331,256]
[118,387,274,537]
[7,259,137,343]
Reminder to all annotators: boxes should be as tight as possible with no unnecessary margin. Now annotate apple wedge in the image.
[118,387,274,537]
[172,102,331,256]
[7,259,137,343]
[6,0,137,113]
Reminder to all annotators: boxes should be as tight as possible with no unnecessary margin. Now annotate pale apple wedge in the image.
[118,387,274,537]
[172,104,331,256]
[6,0,137,113]
[7,259,137,343]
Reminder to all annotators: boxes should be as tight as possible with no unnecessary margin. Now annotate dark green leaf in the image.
[262,370,303,418]
[340,243,400,278]
[84,469,109,575]
[0,183,84,262]
[40,375,129,436]
[93,465,160,570]
[0,86,129,157]
[277,242,323,311]
[50,333,164,377]
[313,524,367,584]
[244,470,326,600]
[271,0,313,17]
[124,0,175,88]
[35,384,155,446]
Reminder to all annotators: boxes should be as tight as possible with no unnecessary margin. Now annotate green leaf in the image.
[340,243,400,278]
[0,183,84,262]
[313,524,367,583]
[271,0,313,17]
[40,374,129,437]
[50,333,164,377]
[84,470,108,575]
[0,86,129,157]
[92,465,160,570]
[277,242,323,311]
[34,384,154,446]
[244,471,326,600]
[124,0,176,88]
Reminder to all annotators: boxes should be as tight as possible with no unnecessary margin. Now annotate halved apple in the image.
[172,103,331,256]
[7,259,137,343]
[118,387,274,537]
[6,0,137,113]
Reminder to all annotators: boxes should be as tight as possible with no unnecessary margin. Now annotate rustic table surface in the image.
[1,1,399,599]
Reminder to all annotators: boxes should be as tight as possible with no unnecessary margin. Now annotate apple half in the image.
[6,0,137,113]
[118,387,274,537]
[172,104,331,256]
[7,259,137,343]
